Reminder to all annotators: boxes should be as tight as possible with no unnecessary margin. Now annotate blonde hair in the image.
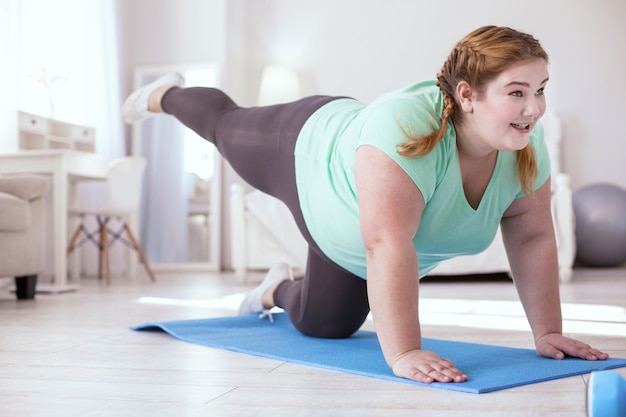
[398,26,549,195]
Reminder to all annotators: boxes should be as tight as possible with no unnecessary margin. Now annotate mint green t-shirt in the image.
[294,80,550,278]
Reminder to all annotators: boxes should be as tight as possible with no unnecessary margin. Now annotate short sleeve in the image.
[354,97,446,203]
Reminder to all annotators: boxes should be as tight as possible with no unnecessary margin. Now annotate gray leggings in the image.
[162,87,370,338]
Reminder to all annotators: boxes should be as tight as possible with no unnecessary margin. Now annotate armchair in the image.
[0,175,50,299]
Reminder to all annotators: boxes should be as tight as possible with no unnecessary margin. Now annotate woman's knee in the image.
[291,309,369,339]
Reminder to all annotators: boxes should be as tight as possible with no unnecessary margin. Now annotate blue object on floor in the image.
[131,313,626,394]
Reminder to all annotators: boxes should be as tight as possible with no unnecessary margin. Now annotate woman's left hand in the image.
[535,333,609,361]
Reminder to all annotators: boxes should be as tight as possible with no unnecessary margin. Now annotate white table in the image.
[0,150,111,291]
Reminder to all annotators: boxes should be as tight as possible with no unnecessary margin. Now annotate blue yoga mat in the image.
[131,313,626,394]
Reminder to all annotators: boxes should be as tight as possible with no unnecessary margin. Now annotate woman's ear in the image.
[456,81,474,113]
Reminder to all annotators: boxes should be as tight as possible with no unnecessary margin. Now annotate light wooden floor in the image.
[1,266,624,417]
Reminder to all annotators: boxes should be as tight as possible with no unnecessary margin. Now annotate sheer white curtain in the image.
[17,0,125,276]
[0,1,18,150]
[17,0,123,157]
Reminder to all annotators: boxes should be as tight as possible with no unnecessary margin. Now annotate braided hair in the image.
[398,26,549,195]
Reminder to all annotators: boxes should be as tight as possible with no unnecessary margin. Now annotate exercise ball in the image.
[573,183,626,267]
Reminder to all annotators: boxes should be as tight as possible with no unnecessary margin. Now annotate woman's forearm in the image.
[503,223,563,341]
[501,182,564,342]
[366,240,422,366]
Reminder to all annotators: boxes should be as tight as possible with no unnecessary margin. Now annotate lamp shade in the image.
[257,65,302,106]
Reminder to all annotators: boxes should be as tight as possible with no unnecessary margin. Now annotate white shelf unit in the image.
[18,111,95,152]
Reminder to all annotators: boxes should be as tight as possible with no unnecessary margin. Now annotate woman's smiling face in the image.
[459,58,549,153]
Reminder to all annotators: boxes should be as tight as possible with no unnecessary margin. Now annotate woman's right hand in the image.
[391,349,469,384]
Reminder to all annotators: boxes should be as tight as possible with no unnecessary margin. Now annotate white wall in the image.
[118,0,227,113]
[225,0,626,192]
[118,0,226,68]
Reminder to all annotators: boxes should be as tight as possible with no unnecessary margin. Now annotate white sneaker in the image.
[238,262,294,321]
[121,72,184,124]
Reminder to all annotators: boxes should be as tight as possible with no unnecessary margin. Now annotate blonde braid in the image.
[397,90,455,157]
[397,43,462,158]
[517,146,538,196]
